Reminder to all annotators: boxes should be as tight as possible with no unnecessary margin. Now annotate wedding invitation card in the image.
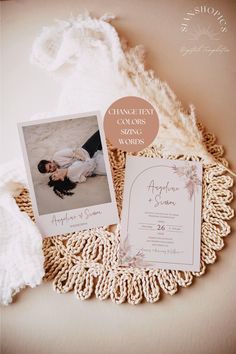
[120,156,202,271]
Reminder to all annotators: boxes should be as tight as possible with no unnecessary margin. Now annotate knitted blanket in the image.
[0,161,44,305]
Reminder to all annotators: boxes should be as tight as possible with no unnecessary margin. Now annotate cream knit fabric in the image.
[0,161,44,305]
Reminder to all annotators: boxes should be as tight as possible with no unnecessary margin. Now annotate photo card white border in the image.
[18,111,119,237]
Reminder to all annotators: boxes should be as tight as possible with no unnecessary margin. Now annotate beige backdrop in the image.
[1,1,236,354]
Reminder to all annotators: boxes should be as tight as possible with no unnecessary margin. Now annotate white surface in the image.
[1,1,236,354]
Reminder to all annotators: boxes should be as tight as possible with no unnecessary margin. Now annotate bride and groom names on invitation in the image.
[146,178,179,207]
[139,177,184,259]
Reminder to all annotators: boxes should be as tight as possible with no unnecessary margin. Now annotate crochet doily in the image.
[15,124,234,304]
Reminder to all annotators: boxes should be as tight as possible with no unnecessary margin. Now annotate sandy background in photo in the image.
[22,116,111,215]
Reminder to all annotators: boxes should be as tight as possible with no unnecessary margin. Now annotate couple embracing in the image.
[37,131,106,198]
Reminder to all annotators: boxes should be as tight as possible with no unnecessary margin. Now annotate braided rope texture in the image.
[15,126,234,304]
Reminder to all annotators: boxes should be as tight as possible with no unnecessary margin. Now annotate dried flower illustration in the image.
[119,236,151,267]
[172,164,201,200]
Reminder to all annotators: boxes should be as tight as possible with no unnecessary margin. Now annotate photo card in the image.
[18,111,119,237]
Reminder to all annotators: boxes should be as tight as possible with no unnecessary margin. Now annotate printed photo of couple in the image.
[21,115,112,215]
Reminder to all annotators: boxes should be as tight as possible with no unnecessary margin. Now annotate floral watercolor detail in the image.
[172,164,202,200]
[119,236,151,267]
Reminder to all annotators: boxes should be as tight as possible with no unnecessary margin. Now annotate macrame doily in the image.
[15,124,234,304]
